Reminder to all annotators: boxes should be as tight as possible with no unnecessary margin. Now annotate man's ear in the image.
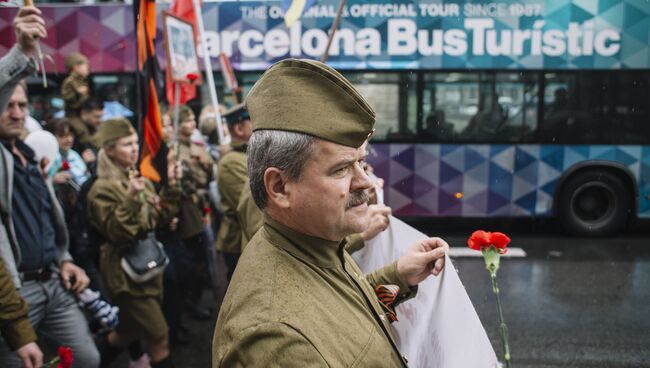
[264,167,290,209]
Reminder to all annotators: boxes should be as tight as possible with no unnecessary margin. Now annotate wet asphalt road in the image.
[123,220,650,368]
[449,232,650,368]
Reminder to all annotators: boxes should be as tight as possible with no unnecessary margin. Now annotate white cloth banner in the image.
[352,216,499,368]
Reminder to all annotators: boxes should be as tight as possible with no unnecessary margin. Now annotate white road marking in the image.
[449,247,527,258]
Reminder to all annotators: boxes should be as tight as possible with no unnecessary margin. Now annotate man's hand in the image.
[397,237,450,286]
[60,261,90,294]
[52,171,72,185]
[16,341,43,368]
[13,6,47,57]
[360,204,391,241]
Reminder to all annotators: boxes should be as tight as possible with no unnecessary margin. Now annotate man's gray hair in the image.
[248,130,315,209]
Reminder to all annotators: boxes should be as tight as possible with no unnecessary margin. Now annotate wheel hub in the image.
[572,183,615,223]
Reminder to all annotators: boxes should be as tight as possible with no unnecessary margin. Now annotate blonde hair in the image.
[97,142,132,181]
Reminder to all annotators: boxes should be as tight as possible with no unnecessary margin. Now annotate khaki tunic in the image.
[0,258,36,351]
[61,73,89,117]
[215,142,248,253]
[212,217,414,367]
[87,174,179,340]
[235,182,262,250]
[176,138,214,239]
[68,116,96,152]
[87,175,179,299]
[177,137,214,193]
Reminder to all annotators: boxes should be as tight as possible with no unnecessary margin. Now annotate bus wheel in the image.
[558,170,630,236]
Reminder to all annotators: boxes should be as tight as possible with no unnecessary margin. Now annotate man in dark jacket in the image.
[0,6,46,368]
[0,83,100,368]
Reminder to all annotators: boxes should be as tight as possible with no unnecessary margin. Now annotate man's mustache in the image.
[346,190,369,209]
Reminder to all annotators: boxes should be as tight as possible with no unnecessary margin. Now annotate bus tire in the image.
[558,170,630,236]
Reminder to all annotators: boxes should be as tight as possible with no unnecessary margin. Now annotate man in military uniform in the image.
[215,103,252,280]
[61,52,90,119]
[212,59,448,367]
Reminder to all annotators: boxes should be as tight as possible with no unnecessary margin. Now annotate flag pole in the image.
[172,81,180,143]
[320,0,347,63]
[133,0,144,168]
[192,0,225,144]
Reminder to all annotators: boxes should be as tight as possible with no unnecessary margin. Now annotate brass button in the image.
[402,355,408,364]
[379,314,386,321]
[353,271,359,278]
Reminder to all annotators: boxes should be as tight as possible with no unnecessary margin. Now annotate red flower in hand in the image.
[61,160,71,171]
[467,230,510,254]
[467,230,490,251]
[467,230,513,366]
[186,72,199,83]
[56,346,73,368]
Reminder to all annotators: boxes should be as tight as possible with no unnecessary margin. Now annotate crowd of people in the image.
[1,5,451,368]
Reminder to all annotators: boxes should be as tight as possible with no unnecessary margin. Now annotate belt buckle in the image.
[23,268,52,282]
[38,268,52,281]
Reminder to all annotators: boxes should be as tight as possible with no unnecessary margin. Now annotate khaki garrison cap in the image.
[245,59,375,148]
[95,118,136,147]
[64,52,88,71]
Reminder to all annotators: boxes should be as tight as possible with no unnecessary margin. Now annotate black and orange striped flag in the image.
[134,0,168,185]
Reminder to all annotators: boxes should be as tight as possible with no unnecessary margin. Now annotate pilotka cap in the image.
[95,118,136,147]
[245,59,375,148]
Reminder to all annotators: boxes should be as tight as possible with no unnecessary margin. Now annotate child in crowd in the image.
[61,52,91,118]
[47,118,91,188]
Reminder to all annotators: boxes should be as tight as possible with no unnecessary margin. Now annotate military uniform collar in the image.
[263,216,345,269]
[229,140,247,152]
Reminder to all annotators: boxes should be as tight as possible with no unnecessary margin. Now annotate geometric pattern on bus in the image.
[368,144,650,218]
[3,0,650,73]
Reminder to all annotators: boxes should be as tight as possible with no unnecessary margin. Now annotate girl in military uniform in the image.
[87,118,181,368]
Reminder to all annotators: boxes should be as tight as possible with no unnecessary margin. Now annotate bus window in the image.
[542,71,650,144]
[606,72,650,144]
[423,72,538,143]
[344,72,417,141]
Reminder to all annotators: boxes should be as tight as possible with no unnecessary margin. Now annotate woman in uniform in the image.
[87,118,181,368]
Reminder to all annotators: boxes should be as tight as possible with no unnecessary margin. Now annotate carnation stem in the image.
[491,274,511,368]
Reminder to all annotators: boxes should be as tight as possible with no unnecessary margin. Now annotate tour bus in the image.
[4,0,649,235]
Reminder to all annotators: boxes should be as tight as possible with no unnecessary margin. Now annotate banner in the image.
[352,216,499,368]
[1,0,647,73]
[134,0,168,184]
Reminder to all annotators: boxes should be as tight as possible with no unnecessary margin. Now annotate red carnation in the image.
[186,72,199,82]
[467,230,510,254]
[467,230,490,251]
[61,160,70,171]
[56,346,73,368]
[203,206,212,215]
[489,232,511,253]
[467,231,512,366]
